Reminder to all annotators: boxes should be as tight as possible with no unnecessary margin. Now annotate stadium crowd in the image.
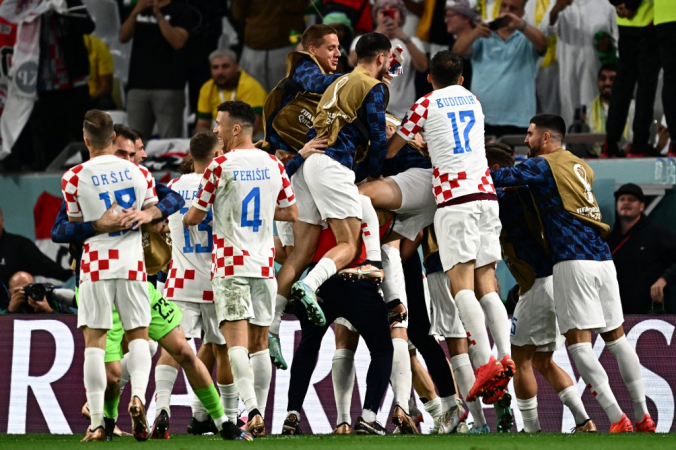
[0,0,675,442]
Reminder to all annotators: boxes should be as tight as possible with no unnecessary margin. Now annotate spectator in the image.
[608,183,676,314]
[0,205,73,289]
[416,0,455,57]
[83,34,115,110]
[195,49,267,133]
[232,0,308,92]
[119,0,193,139]
[655,0,676,154]
[349,0,428,118]
[3,271,73,314]
[545,0,617,129]
[323,0,374,35]
[453,0,547,137]
[444,0,481,89]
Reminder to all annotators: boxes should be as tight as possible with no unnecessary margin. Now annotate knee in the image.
[172,344,196,367]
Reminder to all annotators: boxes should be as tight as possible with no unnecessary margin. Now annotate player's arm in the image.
[365,84,388,180]
[183,206,207,227]
[390,96,429,159]
[387,133,408,159]
[274,160,297,222]
[490,157,549,188]
[293,58,343,93]
[185,162,219,226]
[51,200,127,243]
[274,203,298,222]
[120,179,184,229]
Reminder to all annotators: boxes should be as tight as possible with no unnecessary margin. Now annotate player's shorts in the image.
[553,260,624,335]
[510,276,563,351]
[434,200,502,271]
[276,220,294,247]
[212,276,277,327]
[293,153,362,225]
[174,300,226,345]
[78,279,151,331]
[335,317,357,332]
[426,271,466,339]
[390,168,437,241]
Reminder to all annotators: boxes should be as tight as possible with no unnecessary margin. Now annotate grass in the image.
[1,433,676,450]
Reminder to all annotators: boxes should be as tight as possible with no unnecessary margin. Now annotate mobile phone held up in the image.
[382,9,396,20]
[488,17,508,31]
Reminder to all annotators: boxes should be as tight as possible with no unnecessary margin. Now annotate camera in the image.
[23,283,54,301]
[488,17,508,31]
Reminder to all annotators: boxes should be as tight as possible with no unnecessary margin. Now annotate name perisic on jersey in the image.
[434,95,477,109]
[91,169,134,186]
[233,168,271,182]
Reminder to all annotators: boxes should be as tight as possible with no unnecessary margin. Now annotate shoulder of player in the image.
[166,176,182,189]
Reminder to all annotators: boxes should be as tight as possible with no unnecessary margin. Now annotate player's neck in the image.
[88,146,113,159]
[229,135,255,151]
[357,62,380,79]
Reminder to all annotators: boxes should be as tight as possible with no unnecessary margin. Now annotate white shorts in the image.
[434,200,502,271]
[390,168,437,240]
[426,272,466,339]
[552,260,624,335]
[174,300,225,345]
[276,220,294,247]
[293,153,362,225]
[510,276,563,351]
[334,317,357,332]
[78,279,150,331]
[212,276,277,327]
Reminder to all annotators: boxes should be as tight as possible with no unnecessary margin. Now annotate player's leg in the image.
[475,265,511,362]
[248,323,272,420]
[511,344,540,432]
[410,350,442,433]
[358,176,403,210]
[332,321,359,434]
[390,326,416,433]
[214,344,239,424]
[187,343,216,434]
[339,195,385,281]
[447,339,488,433]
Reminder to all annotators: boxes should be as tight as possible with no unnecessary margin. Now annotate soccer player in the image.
[388,50,514,403]
[491,114,655,433]
[61,110,158,441]
[183,101,297,437]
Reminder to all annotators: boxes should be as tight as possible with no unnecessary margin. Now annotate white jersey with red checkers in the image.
[193,149,295,279]
[61,155,158,282]
[165,173,214,303]
[397,85,495,204]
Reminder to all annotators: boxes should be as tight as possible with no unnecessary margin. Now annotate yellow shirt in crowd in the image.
[83,35,113,98]
[196,69,267,121]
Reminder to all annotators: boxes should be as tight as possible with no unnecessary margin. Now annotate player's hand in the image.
[119,208,155,230]
[254,139,265,149]
[275,149,296,165]
[299,137,328,159]
[650,277,667,303]
[93,201,127,234]
[474,22,492,38]
[411,133,426,150]
[8,287,27,313]
[28,296,54,314]
[382,72,394,85]
[388,303,408,328]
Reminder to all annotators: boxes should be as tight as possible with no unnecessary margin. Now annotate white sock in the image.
[149,340,159,357]
[269,295,288,336]
[191,391,209,422]
[455,290,492,366]
[423,397,442,420]
[119,352,130,392]
[479,292,511,359]
[381,243,405,303]
[213,415,227,430]
[568,342,623,423]
[154,365,178,417]
[452,351,487,428]
[332,349,355,425]
[251,349,272,418]
[84,347,106,430]
[391,338,412,414]
[605,336,648,420]
[517,396,540,432]
[228,346,258,414]
[127,339,151,404]
[303,258,337,292]
[218,383,240,423]
[362,409,377,423]
[440,394,458,412]
[558,386,589,425]
[359,195,382,262]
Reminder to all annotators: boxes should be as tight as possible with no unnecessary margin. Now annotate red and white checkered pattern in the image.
[193,149,295,279]
[165,173,214,303]
[61,155,157,282]
[397,85,491,203]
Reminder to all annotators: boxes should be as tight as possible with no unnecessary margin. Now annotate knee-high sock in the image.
[332,349,355,426]
[191,391,209,422]
[568,342,623,423]
[423,396,442,421]
[391,338,412,414]
[359,195,382,263]
[303,258,337,293]
[455,290,492,367]
[127,339,151,404]
[194,384,227,428]
[103,395,120,421]
[518,396,540,432]
[558,386,589,425]
[119,353,130,392]
[269,294,288,336]
[218,383,240,423]
[605,336,649,420]
[381,244,405,303]
[478,292,511,359]
[84,348,106,430]
[451,353,486,427]
[228,346,258,414]
[154,365,178,416]
[251,349,272,418]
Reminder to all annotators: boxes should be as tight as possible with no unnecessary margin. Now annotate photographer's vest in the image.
[539,149,610,239]
[263,52,327,152]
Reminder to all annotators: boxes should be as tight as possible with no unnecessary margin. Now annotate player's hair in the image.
[83,110,114,149]
[132,129,143,141]
[301,24,338,51]
[209,48,238,64]
[598,63,617,79]
[430,51,463,88]
[530,114,566,140]
[113,124,138,143]
[356,32,392,62]
[486,143,515,168]
[190,130,220,163]
[217,101,256,130]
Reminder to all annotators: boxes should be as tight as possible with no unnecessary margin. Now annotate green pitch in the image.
[1,433,675,449]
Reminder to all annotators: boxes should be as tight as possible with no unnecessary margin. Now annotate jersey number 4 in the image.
[241,187,262,232]
[447,110,476,154]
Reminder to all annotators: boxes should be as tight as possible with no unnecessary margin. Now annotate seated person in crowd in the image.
[2,271,74,314]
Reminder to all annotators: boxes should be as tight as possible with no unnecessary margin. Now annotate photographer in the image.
[4,271,75,314]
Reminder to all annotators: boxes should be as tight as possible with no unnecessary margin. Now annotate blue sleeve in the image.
[365,84,388,179]
[490,158,550,188]
[155,182,185,217]
[51,200,95,244]
[285,153,304,178]
[292,58,343,93]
